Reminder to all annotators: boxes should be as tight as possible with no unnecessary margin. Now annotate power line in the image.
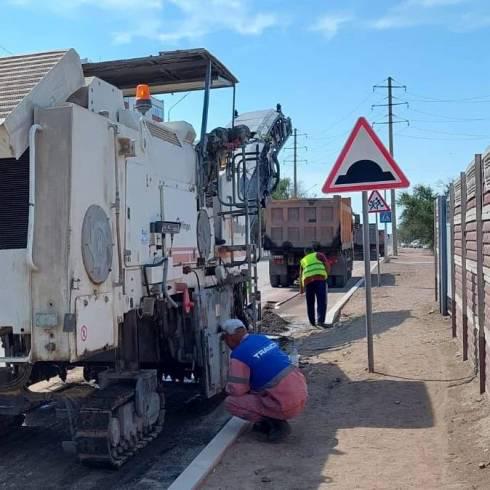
[408,107,490,121]
[395,133,489,141]
[0,44,13,55]
[410,117,490,124]
[405,90,490,103]
[408,126,489,138]
[311,92,376,138]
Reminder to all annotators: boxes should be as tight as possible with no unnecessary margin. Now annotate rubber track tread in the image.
[75,383,164,469]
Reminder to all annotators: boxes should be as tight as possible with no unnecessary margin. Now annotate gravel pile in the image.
[260,308,290,334]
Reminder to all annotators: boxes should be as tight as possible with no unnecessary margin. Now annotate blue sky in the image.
[2,0,490,217]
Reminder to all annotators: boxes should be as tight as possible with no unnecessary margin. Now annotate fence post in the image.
[450,183,457,338]
[439,197,448,315]
[475,154,486,393]
[434,201,438,302]
[461,171,468,361]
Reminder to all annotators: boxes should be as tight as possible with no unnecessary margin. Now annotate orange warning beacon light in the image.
[135,84,152,115]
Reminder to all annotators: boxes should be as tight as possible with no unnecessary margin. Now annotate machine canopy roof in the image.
[82,48,238,96]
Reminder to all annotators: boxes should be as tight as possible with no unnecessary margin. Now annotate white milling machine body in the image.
[0,49,291,466]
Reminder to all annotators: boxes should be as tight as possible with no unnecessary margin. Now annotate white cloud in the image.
[371,0,470,30]
[9,0,278,43]
[311,13,353,39]
[410,0,467,6]
[9,0,163,10]
[114,0,279,44]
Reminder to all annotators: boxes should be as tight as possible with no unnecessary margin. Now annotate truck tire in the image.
[335,274,346,288]
[270,275,279,288]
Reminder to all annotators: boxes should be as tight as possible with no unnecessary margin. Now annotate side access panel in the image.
[195,287,234,398]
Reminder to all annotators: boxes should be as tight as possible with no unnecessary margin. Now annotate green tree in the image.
[272,177,292,199]
[272,178,308,200]
[397,185,437,247]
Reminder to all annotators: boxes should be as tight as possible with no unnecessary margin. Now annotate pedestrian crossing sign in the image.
[380,211,392,223]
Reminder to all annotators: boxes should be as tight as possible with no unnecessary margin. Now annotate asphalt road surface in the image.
[0,258,377,489]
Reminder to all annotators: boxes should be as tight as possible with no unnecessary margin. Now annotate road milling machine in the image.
[0,48,291,466]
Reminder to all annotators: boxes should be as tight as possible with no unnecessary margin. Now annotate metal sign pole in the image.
[375,212,381,287]
[362,191,374,372]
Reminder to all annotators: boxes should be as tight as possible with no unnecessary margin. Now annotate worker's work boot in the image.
[265,418,291,443]
[252,419,273,434]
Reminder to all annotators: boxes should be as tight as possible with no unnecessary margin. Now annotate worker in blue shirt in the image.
[221,319,308,442]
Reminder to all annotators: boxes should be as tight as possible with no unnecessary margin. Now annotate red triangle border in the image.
[322,117,410,193]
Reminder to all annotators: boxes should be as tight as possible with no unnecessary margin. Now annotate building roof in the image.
[0,50,69,121]
[82,48,238,96]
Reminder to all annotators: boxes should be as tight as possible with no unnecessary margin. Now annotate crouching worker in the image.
[220,319,308,442]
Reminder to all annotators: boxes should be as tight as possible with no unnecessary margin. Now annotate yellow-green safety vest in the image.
[300,252,327,286]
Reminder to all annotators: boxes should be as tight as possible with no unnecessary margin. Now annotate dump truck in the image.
[263,197,354,288]
[353,220,385,260]
[0,48,291,467]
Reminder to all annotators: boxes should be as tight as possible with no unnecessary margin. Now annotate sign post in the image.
[322,117,409,373]
[375,212,380,287]
[367,189,390,287]
[362,191,374,372]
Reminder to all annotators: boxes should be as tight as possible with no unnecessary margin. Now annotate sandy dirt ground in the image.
[203,250,490,490]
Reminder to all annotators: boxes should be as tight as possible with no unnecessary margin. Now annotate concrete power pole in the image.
[284,129,307,199]
[293,128,298,198]
[372,77,408,256]
[388,77,398,255]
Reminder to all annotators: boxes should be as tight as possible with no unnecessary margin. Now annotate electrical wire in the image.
[405,90,490,103]
[408,107,490,121]
[395,133,489,141]
[310,92,375,139]
[408,126,490,138]
[0,44,13,55]
[411,118,490,124]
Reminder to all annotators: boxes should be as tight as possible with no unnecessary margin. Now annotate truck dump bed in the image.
[264,196,353,252]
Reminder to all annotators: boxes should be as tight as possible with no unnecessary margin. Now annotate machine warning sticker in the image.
[81,325,88,342]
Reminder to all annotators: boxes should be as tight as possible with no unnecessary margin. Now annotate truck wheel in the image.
[335,275,346,288]
[270,275,279,288]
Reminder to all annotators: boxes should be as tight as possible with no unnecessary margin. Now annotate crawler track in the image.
[76,383,165,468]
[0,414,24,436]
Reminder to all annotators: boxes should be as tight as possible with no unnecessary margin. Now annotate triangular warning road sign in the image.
[367,190,391,213]
[322,117,410,193]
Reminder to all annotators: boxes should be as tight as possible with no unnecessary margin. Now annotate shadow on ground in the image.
[301,309,412,354]
[228,358,434,489]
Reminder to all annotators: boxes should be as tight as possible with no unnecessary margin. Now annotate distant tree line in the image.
[397,185,437,247]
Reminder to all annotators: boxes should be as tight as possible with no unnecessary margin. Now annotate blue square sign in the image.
[380,211,392,223]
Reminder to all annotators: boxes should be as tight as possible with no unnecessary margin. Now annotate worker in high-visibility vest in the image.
[299,244,329,327]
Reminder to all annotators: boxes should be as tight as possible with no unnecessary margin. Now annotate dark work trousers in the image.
[305,280,328,326]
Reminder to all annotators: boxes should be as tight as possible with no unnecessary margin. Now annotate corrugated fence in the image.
[435,153,488,394]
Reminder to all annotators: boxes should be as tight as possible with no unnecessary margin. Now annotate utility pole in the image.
[284,129,308,198]
[387,77,398,256]
[372,77,408,256]
[293,128,298,198]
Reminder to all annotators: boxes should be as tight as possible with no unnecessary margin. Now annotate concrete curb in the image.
[167,417,249,490]
[325,260,382,327]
